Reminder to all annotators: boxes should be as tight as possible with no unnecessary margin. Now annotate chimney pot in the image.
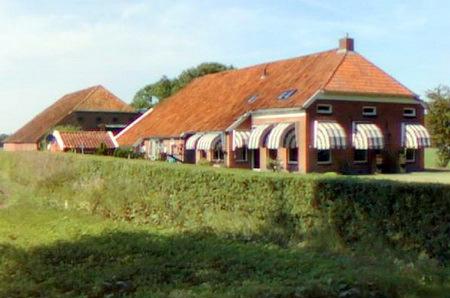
[339,36,354,52]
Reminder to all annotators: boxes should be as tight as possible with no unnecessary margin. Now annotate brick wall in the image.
[305,100,425,173]
[3,143,38,151]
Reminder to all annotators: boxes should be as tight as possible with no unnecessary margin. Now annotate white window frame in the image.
[317,149,332,165]
[316,104,333,114]
[287,147,298,165]
[235,147,248,162]
[405,149,416,163]
[403,108,416,117]
[362,106,377,116]
[353,149,368,164]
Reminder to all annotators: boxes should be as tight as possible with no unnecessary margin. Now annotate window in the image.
[405,149,416,162]
[288,147,298,164]
[96,117,102,123]
[267,149,278,161]
[316,104,332,114]
[278,89,297,100]
[200,150,207,159]
[403,108,416,117]
[317,149,331,164]
[235,148,248,162]
[354,149,368,163]
[362,106,377,116]
[247,95,258,104]
[213,143,224,161]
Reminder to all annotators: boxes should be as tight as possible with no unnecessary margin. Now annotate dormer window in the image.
[316,104,332,114]
[247,95,258,104]
[362,106,377,116]
[403,108,416,118]
[278,89,297,100]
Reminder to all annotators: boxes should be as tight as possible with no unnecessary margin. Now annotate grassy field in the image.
[0,153,449,297]
[1,200,449,297]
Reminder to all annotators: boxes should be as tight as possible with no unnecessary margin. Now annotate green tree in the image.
[426,85,450,167]
[0,134,9,148]
[171,62,234,94]
[131,63,234,109]
[131,76,173,109]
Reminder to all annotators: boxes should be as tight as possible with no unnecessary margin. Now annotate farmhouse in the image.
[117,37,431,173]
[4,85,139,151]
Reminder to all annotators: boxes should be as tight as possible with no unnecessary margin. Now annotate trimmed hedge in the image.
[1,152,449,262]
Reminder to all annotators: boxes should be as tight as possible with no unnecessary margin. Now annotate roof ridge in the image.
[71,85,102,112]
[322,50,348,90]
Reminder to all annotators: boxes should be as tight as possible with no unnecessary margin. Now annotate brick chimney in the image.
[339,36,354,52]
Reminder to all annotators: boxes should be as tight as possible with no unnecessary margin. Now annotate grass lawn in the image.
[0,173,449,297]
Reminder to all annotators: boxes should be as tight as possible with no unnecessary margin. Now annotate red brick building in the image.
[117,37,431,173]
[4,85,139,151]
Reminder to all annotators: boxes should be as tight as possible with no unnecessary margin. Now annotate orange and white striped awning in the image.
[313,121,346,150]
[232,130,250,150]
[267,123,296,149]
[185,133,203,150]
[352,123,384,150]
[248,124,272,149]
[402,123,431,149]
[197,132,222,150]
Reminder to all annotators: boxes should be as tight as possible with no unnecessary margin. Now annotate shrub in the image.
[0,152,449,263]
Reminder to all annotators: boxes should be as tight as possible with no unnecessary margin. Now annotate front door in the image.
[252,149,260,169]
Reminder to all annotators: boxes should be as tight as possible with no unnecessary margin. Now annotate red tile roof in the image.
[56,131,117,150]
[115,49,417,146]
[6,85,134,143]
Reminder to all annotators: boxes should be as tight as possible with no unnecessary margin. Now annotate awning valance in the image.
[185,133,203,150]
[197,132,222,150]
[267,123,296,149]
[248,124,272,149]
[314,121,346,150]
[232,130,250,150]
[352,123,384,149]
[402,123,431,149]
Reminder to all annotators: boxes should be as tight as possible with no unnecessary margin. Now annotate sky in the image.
[1,0,449,134]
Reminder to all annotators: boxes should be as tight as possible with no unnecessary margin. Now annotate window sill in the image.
[354,161,368,164]
[317,161,332,165]
[288,161,298,165]
[235,159,248,163]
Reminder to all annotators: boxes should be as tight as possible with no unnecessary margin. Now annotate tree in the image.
[0,134,9,148]
[171,62,234,94]
[131,63,234,109]
[426,85,450,167]
[131,76,173,109]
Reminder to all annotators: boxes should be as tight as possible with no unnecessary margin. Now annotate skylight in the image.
[247,95,258,104]
[278,89,297,100]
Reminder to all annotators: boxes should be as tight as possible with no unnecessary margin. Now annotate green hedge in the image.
[1,152,449,262]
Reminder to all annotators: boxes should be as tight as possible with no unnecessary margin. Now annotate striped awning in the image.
[402,123,431,149]
[284,128,297,148]
[352,123,384,149]
[232,130,250,150]
[248,124,272,149]
[314,121,346,150]
[185,133,203,150]
[267,123,295,149]
[197,132,222,150]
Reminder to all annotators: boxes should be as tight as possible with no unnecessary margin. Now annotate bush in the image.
[0,152,449,263]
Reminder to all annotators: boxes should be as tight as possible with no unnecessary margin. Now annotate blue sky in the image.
[1,0,449,133]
